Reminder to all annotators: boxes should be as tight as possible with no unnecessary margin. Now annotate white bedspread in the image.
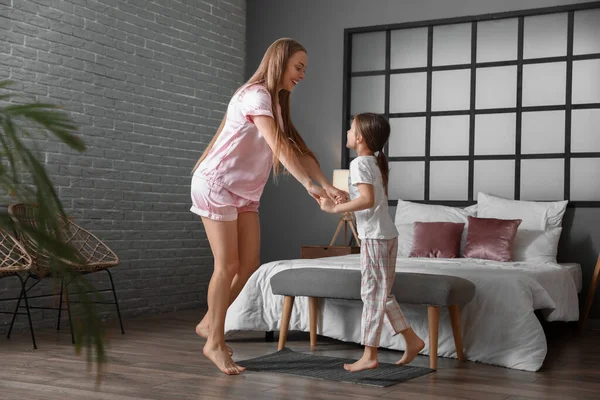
[225,255,580,372]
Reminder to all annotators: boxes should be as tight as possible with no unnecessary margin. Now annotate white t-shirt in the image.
[348,156,398,240]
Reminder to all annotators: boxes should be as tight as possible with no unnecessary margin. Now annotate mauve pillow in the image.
[409,222,465,258]
[464,216,522,262]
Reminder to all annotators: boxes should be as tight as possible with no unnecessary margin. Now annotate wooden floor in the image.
[1,310,599,400]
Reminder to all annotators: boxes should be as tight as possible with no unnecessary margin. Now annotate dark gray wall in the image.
[247,0,600,320]
[0,0,245,333]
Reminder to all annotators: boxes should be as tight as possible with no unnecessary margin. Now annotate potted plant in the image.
[0,79,107,377]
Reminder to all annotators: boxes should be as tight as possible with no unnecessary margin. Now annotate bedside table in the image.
[301,245,360,259]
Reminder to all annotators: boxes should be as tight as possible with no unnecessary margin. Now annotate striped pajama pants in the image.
[360,237,410,348]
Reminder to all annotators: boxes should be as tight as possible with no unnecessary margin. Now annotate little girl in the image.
[319,113,425,372]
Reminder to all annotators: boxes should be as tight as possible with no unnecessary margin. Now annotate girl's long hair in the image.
[353,113,391,195]
[192,38,318,175]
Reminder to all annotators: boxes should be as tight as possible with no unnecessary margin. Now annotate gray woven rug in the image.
[237,348,433,387]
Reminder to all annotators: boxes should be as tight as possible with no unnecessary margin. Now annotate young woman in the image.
[190,38,346,375]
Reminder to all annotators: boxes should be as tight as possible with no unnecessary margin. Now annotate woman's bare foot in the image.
[196,323,233,356]
[203,342,246,375]
[195,321,209,339]
[344,355,379,372]
[396,332,425,365]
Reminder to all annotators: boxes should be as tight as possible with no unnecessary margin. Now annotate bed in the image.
[224,193,581,372]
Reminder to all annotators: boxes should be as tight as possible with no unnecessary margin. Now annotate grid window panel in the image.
[476,66,517,109]
[474,160,515,200]
[390,73,427,113]
[521,111,565,154]
[520,159,564,201]
[351,32,386,72]
[571,158,600,201]
[391,28,428,69]
[431,69,471,111]
[522,62,566,106]
[389,161,425,201]
[389,117,426,157]
[573,9,600,55]
[432,23,471,66]
[430,161,469,201]
[430,115,469,156]
[474,113,516,155]
[477,18,518,62]
[572,59,600,104]
[523,12,568,59]
[350,76,385,115]
[344,3,600,205]
[572,109,600,153]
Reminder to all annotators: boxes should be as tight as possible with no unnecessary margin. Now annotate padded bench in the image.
[270,268,476,369]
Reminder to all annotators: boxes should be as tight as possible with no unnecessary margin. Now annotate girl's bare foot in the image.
[344,355,379,372]
[196,323,233,356]
[203,341,246,375]
[396,335,425,365]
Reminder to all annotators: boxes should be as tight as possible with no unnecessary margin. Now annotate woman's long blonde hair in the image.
[192,38,318,175]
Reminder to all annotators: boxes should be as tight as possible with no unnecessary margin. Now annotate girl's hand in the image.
[325,185,349,204]
[319,197,337,213]
[306,181,327,202]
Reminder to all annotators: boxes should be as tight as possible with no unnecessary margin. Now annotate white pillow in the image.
[464,204,478,215]
[394,201,476,258]
[512,228,562,263]
[396,224,414,258]
[394,200,476,225]
[476,192,568,230]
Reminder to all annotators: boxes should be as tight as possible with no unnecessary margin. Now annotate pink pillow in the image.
[409,222,465,258]
[463,216,522,262]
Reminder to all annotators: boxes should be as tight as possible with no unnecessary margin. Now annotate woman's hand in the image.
[318,197,337,213]
[306,181,327,202]
[324,184,349,204]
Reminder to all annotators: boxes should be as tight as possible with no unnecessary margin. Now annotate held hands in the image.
[306,181,327,202]
[306,182,349,211]
[325,185,349,205]
[318,196,337,213]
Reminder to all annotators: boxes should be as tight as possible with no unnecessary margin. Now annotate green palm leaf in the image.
[0,79,106,377]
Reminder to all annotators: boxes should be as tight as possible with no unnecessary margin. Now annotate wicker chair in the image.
[0,227,37,348]
[7,203,125,343]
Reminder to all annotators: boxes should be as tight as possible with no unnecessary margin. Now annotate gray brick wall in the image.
[0,0,246,334]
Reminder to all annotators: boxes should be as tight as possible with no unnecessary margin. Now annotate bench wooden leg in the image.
[278,296,295,350]
[448,305,465,361]
[428,305,440,370]
[308,297,319,349]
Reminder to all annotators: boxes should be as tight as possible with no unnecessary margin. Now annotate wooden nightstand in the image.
[301,245,360,259]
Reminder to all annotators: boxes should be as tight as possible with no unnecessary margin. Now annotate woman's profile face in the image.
[281,51,307,92]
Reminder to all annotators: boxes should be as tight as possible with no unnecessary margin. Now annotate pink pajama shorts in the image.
[190,175,259,221]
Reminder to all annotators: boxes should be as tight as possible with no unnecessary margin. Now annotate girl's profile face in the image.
[281,51,307,92]
[346,118,359,149]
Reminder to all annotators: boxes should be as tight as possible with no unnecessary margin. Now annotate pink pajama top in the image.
[194,83,284,201]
